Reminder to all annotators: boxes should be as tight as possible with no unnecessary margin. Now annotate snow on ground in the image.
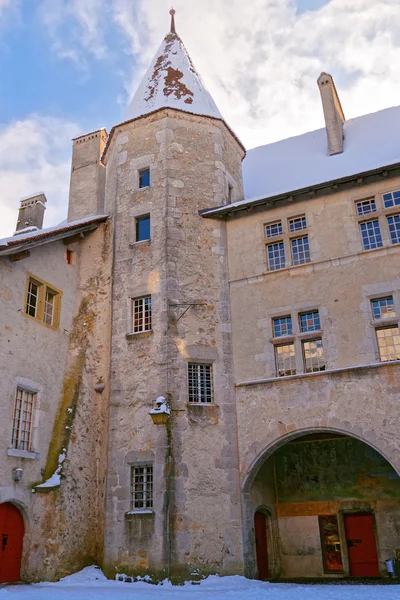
[1,567,400,600]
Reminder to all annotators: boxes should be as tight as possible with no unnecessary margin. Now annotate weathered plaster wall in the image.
[104,109,245,579]
[225,178,400,577]
[27,223,112,581]
[0,240,78,579]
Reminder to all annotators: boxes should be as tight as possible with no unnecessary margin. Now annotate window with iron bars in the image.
[132,296,152,333]
[11,389,35,452]
[188,363,213,403]
[131,465,153,510]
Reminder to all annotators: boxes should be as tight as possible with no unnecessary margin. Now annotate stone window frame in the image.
[23,273,62,330]
[135,214,151,243]
[187,362,214,404]
[355,189,400,253]
[264,213,310,272]
[270,306,325,377]
[7,377,42,460]
[368,292,400,363]
[138,167,150,189]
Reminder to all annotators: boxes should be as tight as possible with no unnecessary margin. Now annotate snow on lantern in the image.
[149,396,171,425]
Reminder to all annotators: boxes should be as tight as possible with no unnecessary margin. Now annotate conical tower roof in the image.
[125,11,223,121]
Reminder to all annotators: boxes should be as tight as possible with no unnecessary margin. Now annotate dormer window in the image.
[139,168,150,189]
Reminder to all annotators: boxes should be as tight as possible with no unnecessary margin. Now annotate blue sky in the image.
[0,0,399,236]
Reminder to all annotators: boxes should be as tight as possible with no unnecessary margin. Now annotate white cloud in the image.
[0,116,79,237]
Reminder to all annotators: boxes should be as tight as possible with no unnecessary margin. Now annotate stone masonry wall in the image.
[103,109,245,579]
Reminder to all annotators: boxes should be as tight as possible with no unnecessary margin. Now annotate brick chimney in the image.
[15,193,47,234]
[317,72,345,156]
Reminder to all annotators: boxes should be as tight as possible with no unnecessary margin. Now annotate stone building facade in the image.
[1,14,400,584]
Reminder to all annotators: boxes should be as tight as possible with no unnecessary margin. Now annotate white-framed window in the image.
[273,315,293,337]
[302,338,325,372]
[265,221,282,238]
[275,343,296,377]
[383,189,400,209]
[267,241,286,271]
[356,198,376,216]
[359,219,383,250]
[299,310,321,332]
[11,389,35,451]
[288,215,307,233]
[188,362,213,403]
[132,296,152,333]
[387,214,400,245]
[291,235,310,265]
[131,465,153,510]
[26,279,40,318]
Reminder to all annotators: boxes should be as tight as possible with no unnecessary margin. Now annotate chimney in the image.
[14,193,47,234]
[317,72,345,156]
[67,128,107,222]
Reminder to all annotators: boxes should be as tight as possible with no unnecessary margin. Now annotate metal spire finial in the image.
[169,8,176,34]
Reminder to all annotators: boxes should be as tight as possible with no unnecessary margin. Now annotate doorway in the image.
[344,513,379,577]
[0,502,25,583]
[254,511,269,580]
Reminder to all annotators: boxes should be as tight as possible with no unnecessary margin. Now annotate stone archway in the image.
[242,427,400,580]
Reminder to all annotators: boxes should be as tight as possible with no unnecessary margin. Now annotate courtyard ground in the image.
[1,567,400,600]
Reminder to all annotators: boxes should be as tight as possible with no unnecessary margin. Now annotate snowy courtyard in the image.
[1,567,400,600]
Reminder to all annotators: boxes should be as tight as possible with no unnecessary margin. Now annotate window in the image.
[133,296,152,333]
[136,215,150,242]
[131,465,153,510]
[275,343,296,377]
[139,168,150,189]
[26,279,39,318]
[24,275,61,328]
[291,236,310,265]
[188,363,213,403]
[267,241,285,271]
[376,326,400,362]
[359,219,383,250]
[265,221,282,238]
[66,249,75,265]
[299,310,321,332]
[387,214,400,245]
[273,316,293,337]
[289,215,307,233]
[11,389,35,451]
[371,297,396,320]
[356,198,376,216]
[383,189,400,209]
[302,339,325,372]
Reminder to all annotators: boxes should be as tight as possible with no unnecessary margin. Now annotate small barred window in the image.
[131,465,153,510]
[188,363,213,403]
[11,389,35,451]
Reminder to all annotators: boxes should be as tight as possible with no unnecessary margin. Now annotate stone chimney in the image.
[67,128,107,222]
[15,193,47,234]
[317,72,345,156]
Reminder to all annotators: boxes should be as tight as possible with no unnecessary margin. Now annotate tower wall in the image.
[103,109,245,578]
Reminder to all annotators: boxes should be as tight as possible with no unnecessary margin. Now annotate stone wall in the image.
[103,109,245,579]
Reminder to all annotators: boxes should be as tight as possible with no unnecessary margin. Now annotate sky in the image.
[0,0,400,236]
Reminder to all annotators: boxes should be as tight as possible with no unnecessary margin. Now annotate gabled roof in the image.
[125,32,223,122]
[0,215,109,257]
[202,104,400,217]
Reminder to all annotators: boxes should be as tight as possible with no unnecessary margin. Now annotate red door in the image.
[344,513,379,577]
[254,511,269,580]
[0,503,24,583]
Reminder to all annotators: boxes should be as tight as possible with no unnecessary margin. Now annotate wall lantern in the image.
[150,396,171,425]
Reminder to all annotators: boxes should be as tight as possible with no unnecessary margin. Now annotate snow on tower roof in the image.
[125,11,223,121]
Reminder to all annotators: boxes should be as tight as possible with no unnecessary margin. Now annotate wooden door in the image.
[0,503,24,584]
[344,513,379,577]
[254,511,269,580]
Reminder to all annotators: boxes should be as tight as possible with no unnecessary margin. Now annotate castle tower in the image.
[102,11,246,578]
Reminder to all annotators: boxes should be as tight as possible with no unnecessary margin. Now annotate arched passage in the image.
[0,502,25,583]
[242,429,400,580]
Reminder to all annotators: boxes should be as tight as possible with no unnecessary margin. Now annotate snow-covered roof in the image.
[125,32,223,122]
[0,214,109,255]
[202,105,400,217]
